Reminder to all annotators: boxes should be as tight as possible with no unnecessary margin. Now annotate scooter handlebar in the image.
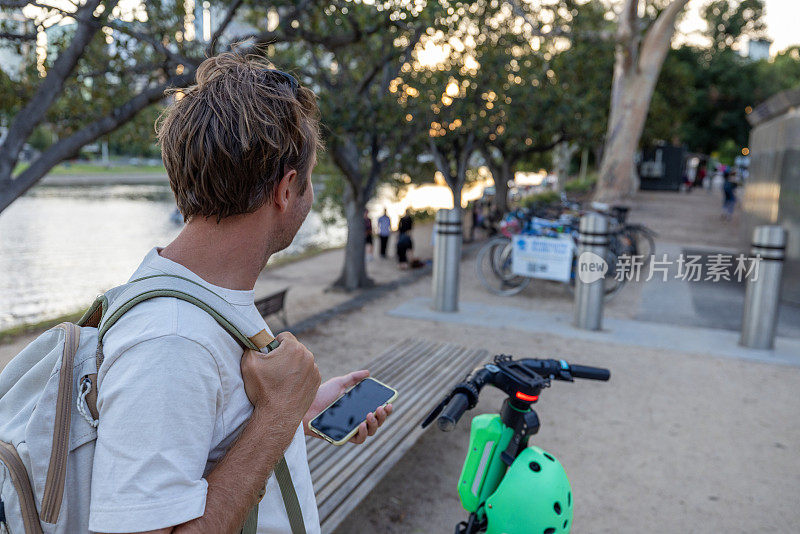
[568,364,610,381]
[437,393,470,432]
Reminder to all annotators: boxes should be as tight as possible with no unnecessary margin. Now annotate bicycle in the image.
[475,211,625,298]
[422,355,610,534]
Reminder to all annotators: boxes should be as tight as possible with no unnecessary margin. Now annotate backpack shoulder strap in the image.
[85,273,306,534]
[96,273,278,363]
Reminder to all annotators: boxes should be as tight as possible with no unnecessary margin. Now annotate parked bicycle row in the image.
[476,197,657,298]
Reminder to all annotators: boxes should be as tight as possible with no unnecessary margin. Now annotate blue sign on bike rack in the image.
[511,234,574,282]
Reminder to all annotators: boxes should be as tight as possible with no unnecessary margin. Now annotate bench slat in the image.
[315,345,489,532]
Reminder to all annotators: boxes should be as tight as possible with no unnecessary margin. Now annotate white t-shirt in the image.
[89,247,320,534]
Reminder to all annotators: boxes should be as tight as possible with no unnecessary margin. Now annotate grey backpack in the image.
[0,274,305,534]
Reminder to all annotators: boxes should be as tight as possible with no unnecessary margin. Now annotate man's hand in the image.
[241,332,321,446]
[303,370,394,445]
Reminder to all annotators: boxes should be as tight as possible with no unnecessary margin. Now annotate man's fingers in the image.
[351,422,367,444]
[344,370,369,387]
[275,331,298,344]
[365,412,378,436]
[374,406,388,426]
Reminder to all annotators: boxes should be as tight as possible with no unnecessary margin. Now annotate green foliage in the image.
[645,0,800,156]
[410,206,437,222]
[106,104,163,158]
[564,174,597,194]
[642,47,696,145]
[716,138,740,165]
[521,190,560,208]
[702,0,766,52]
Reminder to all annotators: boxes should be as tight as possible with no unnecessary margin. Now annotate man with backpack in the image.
[91,54,393,533]
[0,52,391,534]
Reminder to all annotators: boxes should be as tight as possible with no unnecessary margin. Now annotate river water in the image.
[0,184,346,331]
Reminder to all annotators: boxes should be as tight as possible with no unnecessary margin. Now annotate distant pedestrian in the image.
[722,170,738,220]
[396,231,413,270]
[364,209,374,259]
[696,165,707,189]
[470,203,484,241]
[398,209,413,234]
[377,209,391,258]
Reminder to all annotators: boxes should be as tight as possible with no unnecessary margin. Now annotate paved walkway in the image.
[390,296,800,367]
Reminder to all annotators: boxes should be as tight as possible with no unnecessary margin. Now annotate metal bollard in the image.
[573,213,609,331]
[740,225,787,349]
[432,208,462,312]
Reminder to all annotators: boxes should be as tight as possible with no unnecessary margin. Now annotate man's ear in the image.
[274,168,298,212]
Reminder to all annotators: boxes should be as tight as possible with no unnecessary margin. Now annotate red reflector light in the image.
[515,391,538,402]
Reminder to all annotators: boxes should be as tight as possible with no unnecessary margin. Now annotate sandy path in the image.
[306,245,800,534]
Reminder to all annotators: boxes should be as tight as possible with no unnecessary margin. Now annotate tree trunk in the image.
[332,184,374,291]
[482,152,511,215]
[594,0,690,204]
[579,147,589,182]
[494,160,513,214]
[554,141,577,192]
[330,137,376,292]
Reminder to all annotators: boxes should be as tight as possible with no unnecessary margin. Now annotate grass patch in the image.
[15,162,166,175]
[0,309,88,345]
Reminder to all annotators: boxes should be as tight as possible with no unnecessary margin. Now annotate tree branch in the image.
[0,30,37,40]
[0,69,196,212]
[0,0,114,184]
[638,0,690,76]
[105,20,195,67]
[206,0,244,55]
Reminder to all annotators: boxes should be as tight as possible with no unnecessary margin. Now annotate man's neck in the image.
[160,215,272,291]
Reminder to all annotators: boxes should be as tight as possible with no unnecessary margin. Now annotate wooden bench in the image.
[255,288,289,327]
[307,339,489,533]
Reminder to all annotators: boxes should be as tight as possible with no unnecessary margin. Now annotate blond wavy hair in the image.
[157,52,321,222]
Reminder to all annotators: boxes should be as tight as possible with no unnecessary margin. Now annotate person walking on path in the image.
[377,209,391,258]
[88,52,392,534]
[364,209,374,260]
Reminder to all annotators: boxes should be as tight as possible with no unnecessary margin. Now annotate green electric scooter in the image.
[422,355,610,534]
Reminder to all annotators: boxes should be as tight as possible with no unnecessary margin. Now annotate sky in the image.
[679,0,800,55]
[19,0,800,58]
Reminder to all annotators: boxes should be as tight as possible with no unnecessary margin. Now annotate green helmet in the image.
[484,446,573,534]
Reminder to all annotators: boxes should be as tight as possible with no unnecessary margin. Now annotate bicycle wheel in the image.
[633,229,656,266]
[565,248,626,300]
[476,237,531,296]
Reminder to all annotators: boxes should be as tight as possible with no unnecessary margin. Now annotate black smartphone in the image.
[308,377,398,445]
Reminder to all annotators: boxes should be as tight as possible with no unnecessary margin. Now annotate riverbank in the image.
[0,219,437,361]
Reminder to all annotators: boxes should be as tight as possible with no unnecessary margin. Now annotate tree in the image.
[594,0,691,203]
[640,45,695,146]
[406,33,479,217]
[701,0,765,52]
[475,26,568,211]
[0,0,384,213]
[291,2,431,291]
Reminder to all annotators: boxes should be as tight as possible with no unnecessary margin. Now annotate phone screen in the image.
[310,378,395,443]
